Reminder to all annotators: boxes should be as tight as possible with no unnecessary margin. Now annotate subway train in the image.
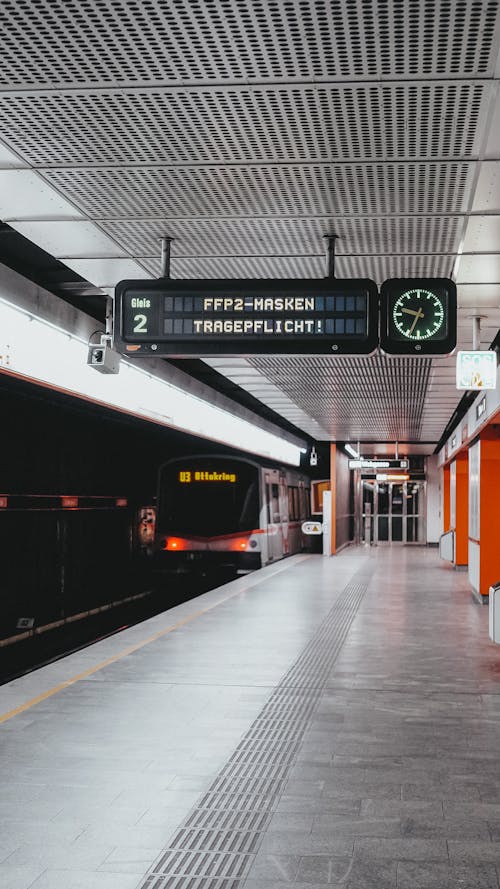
[153,454,311,573]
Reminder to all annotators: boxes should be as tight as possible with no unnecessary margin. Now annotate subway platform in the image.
[0,547,499,889]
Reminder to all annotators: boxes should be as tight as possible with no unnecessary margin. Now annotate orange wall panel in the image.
[454,454,468,567]
[479,427,500,597]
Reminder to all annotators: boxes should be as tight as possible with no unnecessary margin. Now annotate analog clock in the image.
[392,288,445,341]
[380,278,457,355]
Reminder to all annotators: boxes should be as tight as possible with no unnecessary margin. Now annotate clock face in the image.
[380,278,457,356]
[392,288,446,341]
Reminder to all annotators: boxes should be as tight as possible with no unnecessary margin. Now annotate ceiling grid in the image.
[0,0,500,447]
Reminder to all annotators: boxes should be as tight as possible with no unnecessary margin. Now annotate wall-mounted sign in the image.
[380,278,457,355]
[456,350,497,390]
[114,279,379,356]
[476,395,487,420]
[301,521,323,535]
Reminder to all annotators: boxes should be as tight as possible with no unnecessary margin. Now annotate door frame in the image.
[357,478,427,545]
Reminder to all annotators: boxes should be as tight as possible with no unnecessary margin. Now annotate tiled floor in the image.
[0,547,499,888]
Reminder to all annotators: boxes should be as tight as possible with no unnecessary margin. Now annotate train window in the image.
[158,459,260,536]
[239,481,258,529]
[299,485,308,519]
[288,486,299,521]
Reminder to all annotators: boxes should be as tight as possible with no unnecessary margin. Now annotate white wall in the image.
[426,454,441,543]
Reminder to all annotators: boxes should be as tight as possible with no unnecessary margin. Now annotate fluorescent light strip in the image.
[0,296,301,466]
[344,443,360,458]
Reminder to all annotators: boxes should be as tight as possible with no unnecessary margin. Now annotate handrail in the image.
[439,529,455,562]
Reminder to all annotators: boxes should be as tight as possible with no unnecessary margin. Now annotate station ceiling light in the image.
[344,443,360,458]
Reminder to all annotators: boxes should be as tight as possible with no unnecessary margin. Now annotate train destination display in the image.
[114,278,379,356]
[179,470,237,483]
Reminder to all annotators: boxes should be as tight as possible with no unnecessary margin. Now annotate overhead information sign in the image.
[114,279,379,356]
[349,459,409,470]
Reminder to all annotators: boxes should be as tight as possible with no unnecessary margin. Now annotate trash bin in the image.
[489,582,500,643]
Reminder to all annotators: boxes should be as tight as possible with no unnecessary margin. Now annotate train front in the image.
[154,456,263,574]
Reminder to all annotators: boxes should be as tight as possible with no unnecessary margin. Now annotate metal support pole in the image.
[159,237,173,279]
[324,234,338,279]
[105,296,113,337]
[472,315,481,351]
[395,441,399,460]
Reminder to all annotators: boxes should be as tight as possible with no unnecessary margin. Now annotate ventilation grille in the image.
[136,575,368,889]
[245,355,433,440]
[0,1,496,87]
[44,162,474,219]
[0,82,487,167]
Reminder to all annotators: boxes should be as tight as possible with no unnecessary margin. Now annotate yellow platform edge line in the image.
[0,589,241,725]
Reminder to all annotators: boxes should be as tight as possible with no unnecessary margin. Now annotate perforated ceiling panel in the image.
[0,1,497,86]
[95,217,465,260]
[0,82,487,166]
[0,0,499,447]
[252,355,432,440]
[204,352,463,443]
[43,162,475,220]
[140,254,454,282]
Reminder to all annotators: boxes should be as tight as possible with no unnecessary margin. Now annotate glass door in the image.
[360,480,376,543]
[360,480,427,545]
[391,484,404,542]
[405,482,426,544]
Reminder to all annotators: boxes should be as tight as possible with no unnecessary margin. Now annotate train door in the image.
[265,472,283,562]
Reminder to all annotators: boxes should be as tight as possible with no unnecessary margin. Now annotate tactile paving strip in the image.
[136,573,369,888]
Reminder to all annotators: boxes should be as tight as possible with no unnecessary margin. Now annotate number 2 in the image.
[133,314,148,333]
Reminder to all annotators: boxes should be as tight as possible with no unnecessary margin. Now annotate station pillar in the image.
[450,453,468,567]
[328,443,352,554]
[468,426,500,599]
[329,444,337,554]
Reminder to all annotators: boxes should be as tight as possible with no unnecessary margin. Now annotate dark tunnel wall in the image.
[0,374,319,642]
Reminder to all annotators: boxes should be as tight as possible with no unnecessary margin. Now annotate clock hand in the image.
[401,307,421,317]
[408,307,425,335]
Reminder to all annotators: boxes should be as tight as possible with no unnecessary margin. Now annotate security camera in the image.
[87,341,120,374]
